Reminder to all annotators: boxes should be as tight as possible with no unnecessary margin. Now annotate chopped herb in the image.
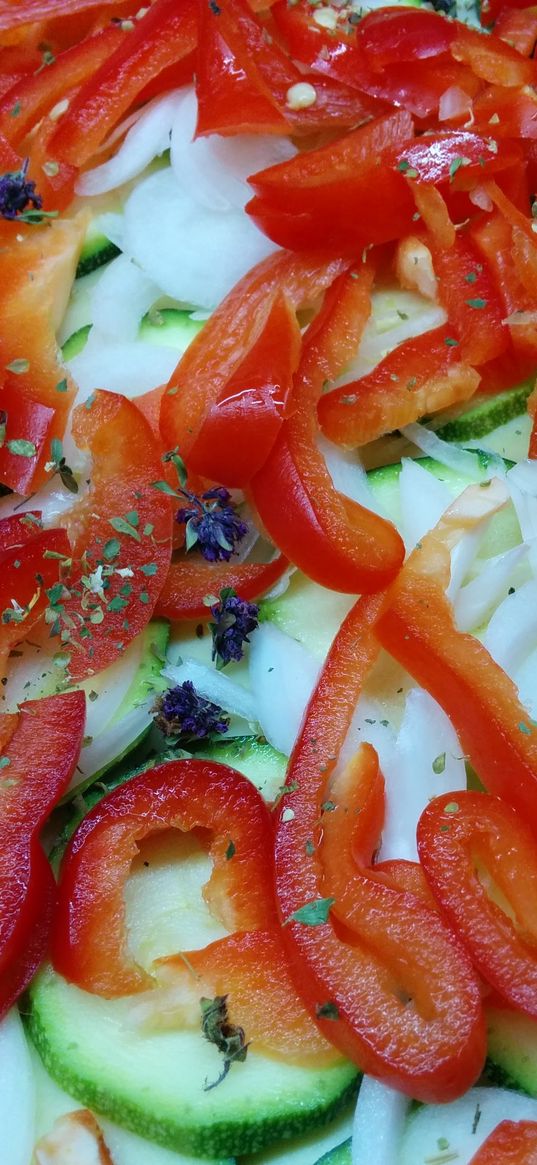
[139,562,158,576]
[0,756,10,769]
[305,839,315,855]
[472,1103,481,1134]
[6,358,30,375]
[102,538,121,562]
[519,721,532,735]
[46,437,78,493]
[55,378,68,393]
[444,801,460,814]
[109,515,142,542]
[449,156,470,180]
[316,1001,339,1020]
[6,438,36,457]
[200,995,249,1091]
[465,298,487,309]
[0,158,53,223]
[286,897,335,926]
[444,337,459,347]
[225,840,236,860]
[432,753,446,774]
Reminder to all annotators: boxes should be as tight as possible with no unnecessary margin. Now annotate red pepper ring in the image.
[53,759,279,997]
[274,594,485,1102]
[0,691,86,1020]
[417,791,537,1019]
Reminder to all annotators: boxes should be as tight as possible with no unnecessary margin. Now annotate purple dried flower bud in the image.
[176,487,248,563]
[0,158,43,221]
[210,588,259,669]
[153,680,229,741]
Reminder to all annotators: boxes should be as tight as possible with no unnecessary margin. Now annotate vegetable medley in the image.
[1,0,537,1162]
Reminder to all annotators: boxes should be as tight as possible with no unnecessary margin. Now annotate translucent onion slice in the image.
[0,1011,35,1165]
[72,704,153,790]
[399,457,452,551]
[171,88,296,212]
[352,1078,409,1165]
[248,622,320,756]
[76,90,185,197]
[67,333,181,402]
[319,434,388,518]
[334,290,446,385]
[401,423,491,480]
[122,168,278,310]
[90,254,162,342]
[455,542,530,632]
[507,461,537,576]
[400,1087,537,1164]
[483,579,537,676]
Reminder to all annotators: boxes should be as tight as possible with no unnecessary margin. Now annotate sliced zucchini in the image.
[76,236,121,279]
[61,323,91,360]
[434,383,533,444]
[314,1138,351,1164]
[486,1007,537,1096]
[61,308,204,362]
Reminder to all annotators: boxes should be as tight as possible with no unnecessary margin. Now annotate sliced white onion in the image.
[506,461,537,576]
[401,423,489,480]
[248,622,320,756]
[438,85,473,122]
[76,90,185,196]
[400,1087,537,1165]
[0,1010,35,1165]
[67,333,181,402]
[90,211,125,251]
[261,564,296,602]
[0,476,80,527]
[319,434,388,518]
[171,88,296,212]
[337,694,397,783]
[352,1077,409,1165]
[483,579,537,677]
[446,524,487,601]
[90,254,162,342]
[469,185,493,211]
[163,659,258,726]
[380,688,466,862]
[122,168,278,310]
[71,703,153,790]
[399,457,452,551]
[455,542,530,632]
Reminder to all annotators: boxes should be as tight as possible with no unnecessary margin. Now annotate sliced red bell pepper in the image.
[418,791,537,1019]
[160,250,349,462]
[185,292,301,488]
[155,554,288,622]
[53,758,278,996]
[48,0,197,168]
[0,0,127,31]
[480,0,537,25]
[494,5,537,55]
[250,265,405,594]
[0,382,55,494]
[451,20,537,86]
[0,690,85,1018]
[473,84,537,142]
[356,6,456,67]
[528,383,537,459]
[470,211,537,364]
[0,211,87,490]
[426,232,510,366]
[318,325,480,447]
[56,391,173,682]
[0,511,44,551]
[0,23,126,145]
[151,929,338,1064]
[0,522,71,678]
[468,1121,537,1164]
[375,480,537,828]
[274,593,485,1102]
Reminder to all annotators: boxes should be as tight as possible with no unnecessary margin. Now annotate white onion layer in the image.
[352,1077,409,1165]
[248,622,320,756]
[455,542,530,632]
[484,579,537,677]
[70,704,153,790]
[399,457,452,551]
[0,1010,35,1165]
[319,434,388,518]
[400,1087,537,1165]
[76,89,185,197]
[401,423,489,479]
[90,254,162,342]
[122,168,278,310]
[67,333,181,402]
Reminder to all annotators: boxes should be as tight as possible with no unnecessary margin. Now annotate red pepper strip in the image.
[274,595,485,1101]
[473,84,537,142]
[470,211,537,364]
[451,20,537,86]
[426,233,510,366]
[468,1121,537,1164]
[356,6,456,67]
[480,0,537,23]
[272,0,480,120]
[0,524,71,679]
[57,391,172,682]
[251,266,405,594]
[196,0,382,138]
[0,691,85,1018]
[0,0,127,31]
[160,250,349,461]
[0,25,125,145]
[0,383,55,494]
[0,511,43,551]
[152,930,338,1065]
[53,758,278,996]
[528,383,537,459]
[186,293,302,488]
[494,6,537,55]
[47,0,198,168]
[375,479,537,826]
[318,325,480,447]
[411,185,455,250]
[482,182,537,302]
[0,212,88,489]
[155,554,288,622]
[418,791,537,1019]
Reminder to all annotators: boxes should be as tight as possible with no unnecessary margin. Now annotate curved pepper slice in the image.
[318,324,480,447]
[155,554,288,622]
[160,250,349,462]
[0,690,85,1019]
[57,391,173,682]
[250,265,405,594]
[418,791,537,1018]
[468,1120,537,1164]
[274,594,485,1102]
[375,479,537,827]
[0,0,127,32]
[0,522,71,680]
[53,758,278,996]
[0,383,55,495]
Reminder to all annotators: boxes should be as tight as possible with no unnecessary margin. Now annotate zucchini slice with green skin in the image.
[61,308,204,361]
[486,1008,537,1097]
[313,1139,351,1164]
[76,236,121,279]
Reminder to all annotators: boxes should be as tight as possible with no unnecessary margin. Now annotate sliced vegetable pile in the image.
[1,0,537,1161]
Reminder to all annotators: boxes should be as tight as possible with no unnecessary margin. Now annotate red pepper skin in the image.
[58,391,173,682]
[451,20,537,87]
[160,250,349,462]
[250,266,405,594]
[0,384,55,495]
[0,691,85,1019]
[53,758,278,996]
[155,554,288,621]
[48,0,198,167]
[274,595,485,1102]
[426,234,509,367]
[468,1121,537,1164]
[375,482,537,829]
[0,512,43,552]
[356,6,456,67]
[494,6,537,55]
[0,524,71,676]
[470,212,537,365]
[318,325,480,447]
[418,792,537,1019]
[185,292,302,488]
[0,0,128,31]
